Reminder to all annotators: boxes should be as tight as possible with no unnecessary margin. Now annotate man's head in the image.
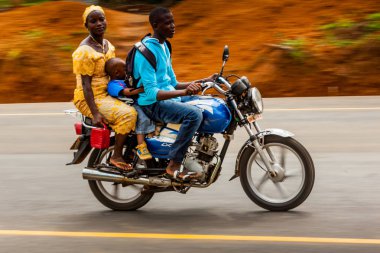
[149,7,175,40]
[105,58,126,80]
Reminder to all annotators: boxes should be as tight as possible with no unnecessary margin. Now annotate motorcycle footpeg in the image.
[109,167,138,178]
[123,170,138,178]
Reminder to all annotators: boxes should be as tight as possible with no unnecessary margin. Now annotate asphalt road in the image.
[0,96,379,253]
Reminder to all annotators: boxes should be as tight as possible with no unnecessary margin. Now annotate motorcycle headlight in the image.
[248,87,264,113]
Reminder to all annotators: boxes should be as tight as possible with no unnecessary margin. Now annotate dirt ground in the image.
[0,0,379,103]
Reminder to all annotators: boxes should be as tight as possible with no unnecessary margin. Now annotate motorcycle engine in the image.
[196,136,219,162]
[184,136,219,182]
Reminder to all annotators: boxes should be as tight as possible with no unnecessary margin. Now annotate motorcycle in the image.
[65,45,315,211]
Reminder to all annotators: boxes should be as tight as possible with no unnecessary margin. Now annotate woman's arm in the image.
[81,75,104,126]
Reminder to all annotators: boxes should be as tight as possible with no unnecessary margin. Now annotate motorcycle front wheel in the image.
[239,135,315,211]
[87,146,154,211]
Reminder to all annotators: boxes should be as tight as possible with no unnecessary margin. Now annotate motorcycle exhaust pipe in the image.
[82,168,172,187]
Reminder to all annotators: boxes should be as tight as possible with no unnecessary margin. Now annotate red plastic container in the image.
[74,122,82,135]
[90,124,110,149]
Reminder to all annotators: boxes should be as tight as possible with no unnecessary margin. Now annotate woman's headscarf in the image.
[83,5,105,25]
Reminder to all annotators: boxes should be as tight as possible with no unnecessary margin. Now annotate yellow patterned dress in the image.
[72,40,137,134]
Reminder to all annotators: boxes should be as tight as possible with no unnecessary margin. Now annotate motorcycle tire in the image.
[239,135,315,211]
[87,147,154,211]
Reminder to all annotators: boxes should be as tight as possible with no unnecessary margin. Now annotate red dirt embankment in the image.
[0,1,379,103]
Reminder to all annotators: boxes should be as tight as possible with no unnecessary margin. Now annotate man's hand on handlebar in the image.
[200,73,219,83]
[185,82,202,95]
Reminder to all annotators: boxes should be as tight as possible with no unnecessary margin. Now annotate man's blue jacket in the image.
[133,37,179,106]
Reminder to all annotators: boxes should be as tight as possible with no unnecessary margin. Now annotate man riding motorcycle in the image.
[134,7,216,180]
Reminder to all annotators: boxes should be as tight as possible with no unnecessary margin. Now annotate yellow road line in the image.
[0,230,380,245]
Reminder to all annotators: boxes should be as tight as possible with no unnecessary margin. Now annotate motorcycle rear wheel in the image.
[87,146,154,211]
[239,135,315,211]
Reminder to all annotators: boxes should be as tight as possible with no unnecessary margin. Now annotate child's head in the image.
[105,58,126,80]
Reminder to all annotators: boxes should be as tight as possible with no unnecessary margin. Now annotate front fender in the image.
[229,128,294,181]
[257,128,294,138]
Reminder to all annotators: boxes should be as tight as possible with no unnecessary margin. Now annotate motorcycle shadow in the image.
[61,208,311,232]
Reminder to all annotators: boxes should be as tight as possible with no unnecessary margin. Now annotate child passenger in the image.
[105,58,154,160]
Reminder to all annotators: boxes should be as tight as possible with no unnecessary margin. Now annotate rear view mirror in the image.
[222,45,229,62]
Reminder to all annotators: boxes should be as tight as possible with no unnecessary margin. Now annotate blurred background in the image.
[0,0,379,103]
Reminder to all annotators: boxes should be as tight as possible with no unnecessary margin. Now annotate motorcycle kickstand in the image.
[173,182,193,194]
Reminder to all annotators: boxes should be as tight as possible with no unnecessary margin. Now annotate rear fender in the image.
[66,136,92,165]
[229,128,294,181]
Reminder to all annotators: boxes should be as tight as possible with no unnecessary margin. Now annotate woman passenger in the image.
[72,5,137,171]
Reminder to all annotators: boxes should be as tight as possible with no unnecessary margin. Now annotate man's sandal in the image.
[167,169,199,181]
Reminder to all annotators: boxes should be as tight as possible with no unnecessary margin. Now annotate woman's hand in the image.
[92,112,105,126]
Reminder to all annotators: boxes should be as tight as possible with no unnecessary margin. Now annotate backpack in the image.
[125,33,172,89]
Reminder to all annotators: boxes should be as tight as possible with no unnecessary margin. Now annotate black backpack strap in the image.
[142,33,152,40]
[135,42,157,71]
[165,40,172,56]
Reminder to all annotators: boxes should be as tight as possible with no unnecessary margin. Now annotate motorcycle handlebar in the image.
[201,81,227,96]
[217,76,232,89]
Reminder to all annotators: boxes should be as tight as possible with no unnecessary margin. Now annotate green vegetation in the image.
[0,0,49,8]
[364,12,380,32]
[0,0,10,8]
[319,19,355,30]
[59,44,74,52]
[365,22,380,31]
[70,30,88,36]
[330,39,354,47]
[6,49,22,60]
[22,29,44,39]
[318,12,380,47]
[281,38,306,60]
[366,12,380,21]
[21,0,49,7]
[0,0,182,9]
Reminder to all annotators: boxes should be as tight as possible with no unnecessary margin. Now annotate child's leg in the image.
[136,134,152,160]
[146,132,155,138]
[134,105,154,160]
[137,133,145,145]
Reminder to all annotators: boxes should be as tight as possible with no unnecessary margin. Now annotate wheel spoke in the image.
[280,147,286,169]
[273,182,290,198]
[285,169,299,178]
[128,184,141,192]
[256,173,270,191]
[113,183,120,199]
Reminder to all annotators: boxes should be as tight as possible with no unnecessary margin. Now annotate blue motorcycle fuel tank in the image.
[184,96,232,134]
[145,96,232,159]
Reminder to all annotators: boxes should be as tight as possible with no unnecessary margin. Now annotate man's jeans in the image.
[141,96,203,162]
